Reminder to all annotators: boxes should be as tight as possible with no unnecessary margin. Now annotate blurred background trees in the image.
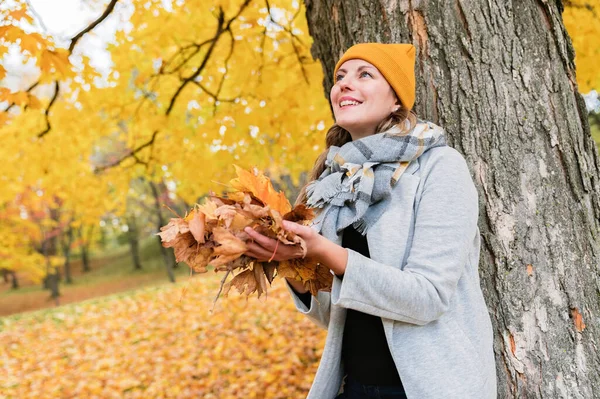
[0,0,598,310]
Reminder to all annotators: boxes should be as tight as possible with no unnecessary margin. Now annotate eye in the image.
[360,71,373,78]
[335,74,344,82]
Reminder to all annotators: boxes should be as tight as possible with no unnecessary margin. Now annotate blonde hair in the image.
[296,106,418,206]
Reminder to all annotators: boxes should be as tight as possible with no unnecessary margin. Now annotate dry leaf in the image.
[212,227,247,255]
[263,263,276,284]
[230,165,291,215]
[156,166,328,303]
[158,218,189,242]
[283,204,314,223]
[187,247,212,273]
[224,269,257,297]
[253,263,269,298]
[276,260,300,280]
[188,210,206,243]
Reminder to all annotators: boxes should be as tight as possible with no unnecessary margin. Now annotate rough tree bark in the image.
[304,0,600,397]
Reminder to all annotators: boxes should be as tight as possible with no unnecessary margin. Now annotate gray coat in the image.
[287,146,497,398]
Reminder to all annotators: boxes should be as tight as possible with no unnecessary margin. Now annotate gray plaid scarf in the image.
[306,120,446,239]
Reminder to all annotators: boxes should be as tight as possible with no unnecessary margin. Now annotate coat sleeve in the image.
[330,148,479,325]
[286,281,331,330]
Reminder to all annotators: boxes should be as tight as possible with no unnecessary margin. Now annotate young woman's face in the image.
[330,59,398,140]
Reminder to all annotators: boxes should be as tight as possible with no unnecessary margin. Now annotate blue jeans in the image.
[335,376,408,399]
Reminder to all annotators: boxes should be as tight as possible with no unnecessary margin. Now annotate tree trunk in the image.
[129,236,143,270]
[78,226,91,273]
[304,0,600,397]
[41,234,60,305]
[62,226,74,284]
[127,216,143,270]
[150,181,176,282]
[10,270,18,289]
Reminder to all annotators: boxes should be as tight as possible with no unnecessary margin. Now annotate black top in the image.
[295,225,404,386]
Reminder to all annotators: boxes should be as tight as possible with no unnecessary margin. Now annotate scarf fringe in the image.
[352,219,369,235]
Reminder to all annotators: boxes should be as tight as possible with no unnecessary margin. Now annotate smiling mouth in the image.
[339,100,362,108]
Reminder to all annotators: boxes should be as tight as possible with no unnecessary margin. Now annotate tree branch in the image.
[191,81,237,104]
[165,7,227,116]
[37,81,60,138]
[5,81,39,113]
[210,28,238,114]
[97,0,253,172]
[265,0,310,84]
[4,0,120,141]
[94,130,158,172]
[69,0,119,53]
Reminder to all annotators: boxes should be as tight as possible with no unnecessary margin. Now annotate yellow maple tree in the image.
[1,0,332,283]
[2,0,596,284]
[563,0,600,92]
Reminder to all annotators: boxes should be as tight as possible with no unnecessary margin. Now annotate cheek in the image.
[330,85,339,102]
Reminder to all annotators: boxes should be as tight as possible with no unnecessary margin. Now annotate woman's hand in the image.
[244,220,348,277]
[244,220,324,262]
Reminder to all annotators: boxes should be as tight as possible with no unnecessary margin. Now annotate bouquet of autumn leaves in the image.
[157,166,333,300]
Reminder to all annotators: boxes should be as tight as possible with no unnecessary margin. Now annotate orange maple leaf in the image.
[229,165,291,215]
[187,210,206,243]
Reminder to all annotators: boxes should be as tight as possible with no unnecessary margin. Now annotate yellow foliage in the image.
[0,0,325,272]
[0,278,326,398]
[39,49,74,80]
[563,0,600,92]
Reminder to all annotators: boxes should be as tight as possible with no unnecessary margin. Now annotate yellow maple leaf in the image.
[2,90,29,106]
[19,32,46,55]
[39,49,73,79]
[0,65,6,80]
[27,94,42,110]
[0,112,9,126]
[229,165,291,215]
[8,8,34,23]
[0,25,22,42]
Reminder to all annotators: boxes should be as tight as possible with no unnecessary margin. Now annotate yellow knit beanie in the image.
[334,43,416,110]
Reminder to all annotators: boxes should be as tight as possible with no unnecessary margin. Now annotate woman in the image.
[244,43,497,399]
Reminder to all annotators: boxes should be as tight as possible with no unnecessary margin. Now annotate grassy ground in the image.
[0,237,190,317]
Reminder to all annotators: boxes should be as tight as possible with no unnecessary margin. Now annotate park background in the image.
[1,0,599,398]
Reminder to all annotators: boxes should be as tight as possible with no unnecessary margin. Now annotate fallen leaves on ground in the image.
[158,166,333,299]
[0,275,326,398]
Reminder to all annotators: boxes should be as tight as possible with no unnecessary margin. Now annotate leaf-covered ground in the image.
[1,274,326,398]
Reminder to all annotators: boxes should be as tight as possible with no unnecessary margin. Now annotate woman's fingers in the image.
[282,220,302,234]
[244,227,278,250]
[244,226,304,261]
[245,241,274,262]
[282,220,312,237]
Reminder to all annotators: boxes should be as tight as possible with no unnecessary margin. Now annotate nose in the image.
[337,76,353,92]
